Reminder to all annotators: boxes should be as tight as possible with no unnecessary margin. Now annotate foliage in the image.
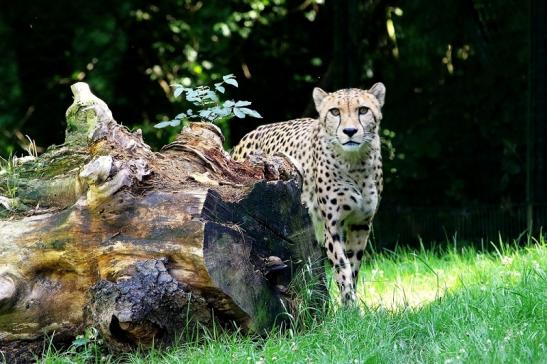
[154,74,261,129]
[0,155,17,210]
[39,239,546,363]
[0,0,534,209]
[42,327,112,363]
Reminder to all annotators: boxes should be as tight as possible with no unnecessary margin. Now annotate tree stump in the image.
[0,83,325,360]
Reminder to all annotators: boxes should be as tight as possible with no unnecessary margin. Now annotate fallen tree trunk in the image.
[0,83,325,360]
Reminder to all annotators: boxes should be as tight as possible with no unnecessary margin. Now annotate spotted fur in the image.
[232,83,386,304]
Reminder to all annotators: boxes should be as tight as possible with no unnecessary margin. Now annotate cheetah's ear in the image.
[368,82,386,107]
[313,87,328,111]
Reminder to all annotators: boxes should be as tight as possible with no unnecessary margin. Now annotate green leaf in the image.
[233,107,245,118]
[154,120,180,128]
[186,90,199,102]
[235,100,251,107]
[206,90,218,101]
[154,121,172,128]
[210,106,231,119]
[217,107,232,117]
[72,337,89,348]
[214,83,225,94]
[199,110,215,120]
[224,78,238,88]
[174,87,184,98]
[239,107,262,118]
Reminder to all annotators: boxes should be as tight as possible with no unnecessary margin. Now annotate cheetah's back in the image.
[232,118,316,166]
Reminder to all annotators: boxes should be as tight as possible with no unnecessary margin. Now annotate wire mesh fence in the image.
[372,203,547,248]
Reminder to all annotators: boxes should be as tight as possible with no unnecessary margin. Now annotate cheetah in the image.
[232,83,385,305]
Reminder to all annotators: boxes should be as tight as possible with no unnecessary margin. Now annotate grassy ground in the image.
[41,238,546,363]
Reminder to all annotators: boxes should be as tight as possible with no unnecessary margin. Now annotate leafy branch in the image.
[154,74,262,129]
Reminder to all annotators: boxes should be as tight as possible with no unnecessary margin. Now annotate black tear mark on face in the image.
[334,113,342,138]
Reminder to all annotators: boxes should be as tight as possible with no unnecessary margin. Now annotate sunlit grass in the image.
[358,240,544,310]
[40,239,546,363]
[323,237,545,313]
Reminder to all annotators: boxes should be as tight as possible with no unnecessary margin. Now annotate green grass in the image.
[40,239,546,363]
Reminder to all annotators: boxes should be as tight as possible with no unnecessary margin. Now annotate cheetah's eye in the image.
[329,108,340,116]
[358,107,369,115]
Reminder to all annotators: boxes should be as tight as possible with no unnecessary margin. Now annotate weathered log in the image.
[0,83,325,359]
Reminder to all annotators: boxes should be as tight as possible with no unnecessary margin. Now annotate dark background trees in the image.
[0,0,544,245]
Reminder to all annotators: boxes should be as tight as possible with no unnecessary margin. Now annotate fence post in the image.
[527,0,546,234]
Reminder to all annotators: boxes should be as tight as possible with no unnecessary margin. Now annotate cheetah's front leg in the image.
[324,226,356,304]
[345,223,372,291]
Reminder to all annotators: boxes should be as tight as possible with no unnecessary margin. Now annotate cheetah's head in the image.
[313,83,385,154]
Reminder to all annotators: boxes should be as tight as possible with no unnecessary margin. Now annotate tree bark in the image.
[0,83,325,360]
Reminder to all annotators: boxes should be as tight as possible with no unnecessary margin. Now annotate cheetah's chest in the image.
[304,162,379,219]
[347,186,379,222]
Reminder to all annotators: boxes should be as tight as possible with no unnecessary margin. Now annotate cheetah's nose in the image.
[342,128,358,137]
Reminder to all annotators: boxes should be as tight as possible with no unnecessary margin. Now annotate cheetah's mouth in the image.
[343,141,360,146]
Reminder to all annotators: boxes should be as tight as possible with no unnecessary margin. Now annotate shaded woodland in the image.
[0,0,545,244]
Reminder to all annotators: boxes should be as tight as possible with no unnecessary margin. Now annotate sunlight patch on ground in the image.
[358,269,459,310]
[346,242,546,311]
[326,264,462,310]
